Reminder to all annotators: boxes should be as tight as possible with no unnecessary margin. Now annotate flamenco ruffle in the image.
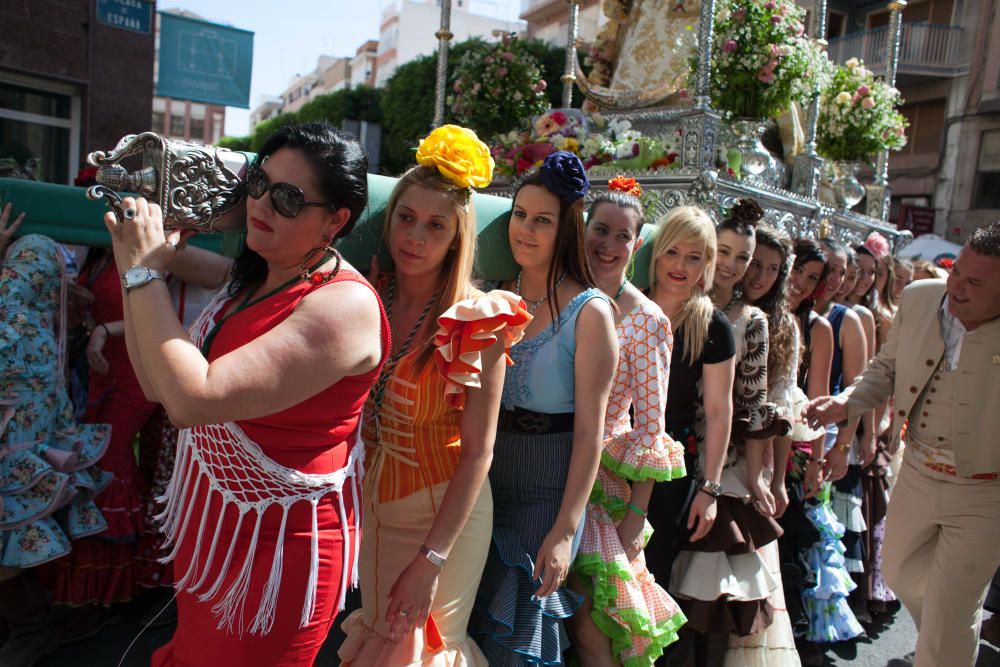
[433,291,531,409]
[574,491,685,666]
[733,404,793,443]
[469,537,581,666]
[339,610,489,667]
[0,419,111,568]
[801,497,864,643]
[601,432,686,484]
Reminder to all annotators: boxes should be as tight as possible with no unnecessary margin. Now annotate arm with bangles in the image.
[109,197,383,428]
[535,298,617,598]
[384,340,506,640]
[690,357,735,540]
[616,311,672,562]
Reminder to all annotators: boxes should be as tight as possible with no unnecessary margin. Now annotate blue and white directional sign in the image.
[156,12,254,109]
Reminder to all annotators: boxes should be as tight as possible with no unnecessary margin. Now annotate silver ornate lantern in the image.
[85,132,250,232]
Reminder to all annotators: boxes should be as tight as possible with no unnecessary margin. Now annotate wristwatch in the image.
[697,478,723,499]
[419,544,447,569]
[122,266,166,292]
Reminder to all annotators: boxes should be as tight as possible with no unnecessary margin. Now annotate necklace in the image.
[516,271,567,315]
[371,276,439,441]
[614,279,628,300]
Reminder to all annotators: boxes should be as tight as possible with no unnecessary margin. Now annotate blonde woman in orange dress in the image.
[339,126,530,666]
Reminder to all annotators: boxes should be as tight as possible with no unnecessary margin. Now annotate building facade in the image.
[0,0,156,183]
[519,0,604,46]
[375,0,525,87]
[826,0,998,241]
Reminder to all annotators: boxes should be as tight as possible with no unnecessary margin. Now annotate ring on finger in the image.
[398,608,410,617]
[123,208,137,220]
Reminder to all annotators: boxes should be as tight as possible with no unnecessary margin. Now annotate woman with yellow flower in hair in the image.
[338,125,531,666]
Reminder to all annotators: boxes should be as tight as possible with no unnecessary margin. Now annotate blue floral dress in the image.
[0,234,112,568]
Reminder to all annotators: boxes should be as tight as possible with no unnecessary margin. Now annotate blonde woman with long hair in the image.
[339,126,530,666]
[642,206,738,663]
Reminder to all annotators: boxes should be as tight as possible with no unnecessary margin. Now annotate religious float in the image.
[1,0,913,281]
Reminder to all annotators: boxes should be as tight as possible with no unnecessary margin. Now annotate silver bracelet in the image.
[697,478,723,498]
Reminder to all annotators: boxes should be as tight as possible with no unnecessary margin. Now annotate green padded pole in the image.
[1,175,659,287]
[1,175,520,282]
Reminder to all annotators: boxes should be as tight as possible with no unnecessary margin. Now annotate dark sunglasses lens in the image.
[246,166,267,199]
[270,184,305,218]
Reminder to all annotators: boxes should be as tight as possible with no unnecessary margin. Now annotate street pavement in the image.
[38,587,1000,666]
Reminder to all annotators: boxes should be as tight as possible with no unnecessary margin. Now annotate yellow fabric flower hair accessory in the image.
[415,125,495,190]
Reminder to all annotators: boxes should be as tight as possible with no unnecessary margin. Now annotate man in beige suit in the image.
[806,221,1000,667]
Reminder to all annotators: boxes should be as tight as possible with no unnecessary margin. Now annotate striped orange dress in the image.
[339,290,530,666]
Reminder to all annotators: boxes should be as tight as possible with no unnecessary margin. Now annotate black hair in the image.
[512,173,597,326]
[793,238,830,389]
[718,198,764,237]
[229,122,369,296]
[585,191,644,234]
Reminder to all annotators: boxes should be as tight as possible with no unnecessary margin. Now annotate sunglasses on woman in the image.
[245,163,332,218]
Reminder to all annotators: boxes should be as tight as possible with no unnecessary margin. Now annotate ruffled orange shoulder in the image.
[433,290,531,409]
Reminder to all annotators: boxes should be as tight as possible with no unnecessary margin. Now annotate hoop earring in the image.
[626,254,636,281]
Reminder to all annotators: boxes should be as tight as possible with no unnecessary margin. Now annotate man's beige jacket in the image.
[843,279,1000,477]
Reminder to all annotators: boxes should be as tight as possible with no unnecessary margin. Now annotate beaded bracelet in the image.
[806,454,826,466]
[626,502,647,518]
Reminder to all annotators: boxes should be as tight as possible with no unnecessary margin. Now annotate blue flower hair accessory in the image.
[539,150,590,203]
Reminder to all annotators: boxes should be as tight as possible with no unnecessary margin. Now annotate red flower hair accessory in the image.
[607,175,642,197]
[863,231,890,262]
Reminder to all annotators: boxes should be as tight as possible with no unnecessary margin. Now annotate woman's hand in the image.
[0,202,25,259]
[103,196,180,274]
[384,555,440,641]
[859,433,877,468]
[824,446,849,482]
[771,476,789,518]
[534,530,574,598]
[688,490,718,542]
[87,326,110,375]
[749,473,776,517]
[616,511,645,564]
[803,459,824,499]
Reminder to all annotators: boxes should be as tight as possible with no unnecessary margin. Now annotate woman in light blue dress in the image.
[0,233,112,663]
[469,152,618,665]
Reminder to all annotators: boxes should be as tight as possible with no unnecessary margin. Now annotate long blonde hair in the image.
[648,206,718,364]
[382,165,478,367]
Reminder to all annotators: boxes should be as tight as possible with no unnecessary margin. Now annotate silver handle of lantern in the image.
[561,0,580,109]
[694,0,718,111]
[433,0,454,129]
[865,0,907,221]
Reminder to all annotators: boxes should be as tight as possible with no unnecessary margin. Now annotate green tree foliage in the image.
[247,86,382,153]
[379,39,484,175]
[218,135,252,151]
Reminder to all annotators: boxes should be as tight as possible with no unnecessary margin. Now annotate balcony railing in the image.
[828,23,969,78]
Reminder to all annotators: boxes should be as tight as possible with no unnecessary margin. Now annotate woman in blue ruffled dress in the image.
[469,151,618,665]
[0,233,112,664]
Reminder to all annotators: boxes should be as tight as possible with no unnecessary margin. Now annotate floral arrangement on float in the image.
[816,58,908,207]
[448,33,550,141]
[490,110,683,179]
[582,0,634,90]
[696,0,830,178]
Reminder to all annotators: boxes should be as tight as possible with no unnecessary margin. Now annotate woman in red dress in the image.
[43,248,158,623]
[105,123,388,666]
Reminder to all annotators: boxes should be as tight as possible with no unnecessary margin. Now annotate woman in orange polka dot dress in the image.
[568,180,688,666]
